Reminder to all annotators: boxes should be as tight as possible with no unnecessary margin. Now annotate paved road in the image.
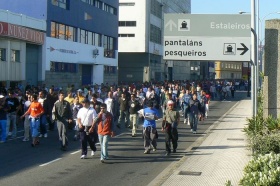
[0,92,248,186]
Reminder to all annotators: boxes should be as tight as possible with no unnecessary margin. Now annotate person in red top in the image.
[95,103,114,163]
[205,91,211,118]
[21,94,44,147]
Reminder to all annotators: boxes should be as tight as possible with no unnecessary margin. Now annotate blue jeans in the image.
[0,120,7,141]
[183,105,190,119]
[40,114,47,135]
[190,113,199,132]
[30,117,40,137]
[98,134,110,160]
[6,113,17,137]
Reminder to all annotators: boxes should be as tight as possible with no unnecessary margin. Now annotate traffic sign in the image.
[164,14,251,61]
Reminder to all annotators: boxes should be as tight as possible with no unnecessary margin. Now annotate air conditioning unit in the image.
[93,49,99,58]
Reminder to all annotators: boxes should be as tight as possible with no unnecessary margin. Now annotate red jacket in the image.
[97,112,113,135]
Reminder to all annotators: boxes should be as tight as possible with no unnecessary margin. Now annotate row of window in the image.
[150,24,161,44]
[119,21,136,27]
[52,0,68,9]
[50,62,117,74]
[151,0,162,19]
[118,34,135,37]
[51,22,116,58]
[221,63,242,69]
[119,3,135,6]
[0,48,20,62]
[52,0,117,15]
[50,61,78,73]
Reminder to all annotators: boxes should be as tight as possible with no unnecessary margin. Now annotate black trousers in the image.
[165,125,178,153]
[80,131,97,155]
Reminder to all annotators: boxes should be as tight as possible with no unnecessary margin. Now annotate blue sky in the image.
[192,0,280,39]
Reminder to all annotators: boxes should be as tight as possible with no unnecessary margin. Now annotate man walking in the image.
[128,94,141,137]
[96,103,115,163]
[161,100,180,156]
[142,101,159,154]
[52,92,72,151]
[77,98,98,159]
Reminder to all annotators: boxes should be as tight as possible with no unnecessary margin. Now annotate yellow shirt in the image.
[64,96,74,105]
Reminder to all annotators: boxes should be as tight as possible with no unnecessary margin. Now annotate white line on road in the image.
[39,158,62,167]
[70,150,80,155]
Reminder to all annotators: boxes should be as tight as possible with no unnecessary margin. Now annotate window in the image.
[80,30,101,46]
[11,50,20,62]
[94,33,102,46]
[118,21,136,27]
[51,22,76,41]
[103,3,117,15]
[104,65,116,74]
[103,35,116,58]
[119,3,135,6]
[52,0,68,9]
[118,34,135,37]
[0,48,6,61]
[50,61,77,73]
[94,0,102,9]
[151,0,162,19]
[80,29,86,44]
[150,24,161,44]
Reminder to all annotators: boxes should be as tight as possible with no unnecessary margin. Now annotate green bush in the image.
[240,153,280,186]
[250,132,280,155]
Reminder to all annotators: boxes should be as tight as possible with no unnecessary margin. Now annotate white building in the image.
[118,0,191,83]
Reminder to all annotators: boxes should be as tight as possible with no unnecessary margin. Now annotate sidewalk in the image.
[149,99,252,186]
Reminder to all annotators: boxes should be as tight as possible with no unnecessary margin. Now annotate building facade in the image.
[0,9,46,88]
[0,0,118,89]
[215,61,243,80]
[118,0,191,83]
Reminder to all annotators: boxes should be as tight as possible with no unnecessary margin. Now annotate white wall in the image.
[44,37,118,83]
[118,0,147,52]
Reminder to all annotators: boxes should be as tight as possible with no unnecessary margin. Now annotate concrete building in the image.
[118,0,191,83]
[215,61,243,80]
[0,9,46,88]
[0,0,118,89]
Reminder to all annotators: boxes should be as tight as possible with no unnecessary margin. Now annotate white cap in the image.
[0,95,4,98]
[167,100,174,105]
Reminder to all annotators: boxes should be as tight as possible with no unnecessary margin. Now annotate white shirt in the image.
[104,98,113,114]
[77,107,97,126]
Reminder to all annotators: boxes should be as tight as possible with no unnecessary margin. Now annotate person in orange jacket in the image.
[95,103,115,163]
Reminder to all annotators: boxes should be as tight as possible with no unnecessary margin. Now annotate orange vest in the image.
[97,112,113,135]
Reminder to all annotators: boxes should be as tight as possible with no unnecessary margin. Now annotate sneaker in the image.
[144,149,150,154]
[91,151,95,156]
[132,134,136,137]
[8,132,12,136]
[44,133,48,138]
[153,148,157,152]
[22,138,29,142]
[190,129,193,132]
[184,119,187,124]
[38,134,43,138]
[80,155,87,159]
[100,159,105,163]
[193,131,197,134]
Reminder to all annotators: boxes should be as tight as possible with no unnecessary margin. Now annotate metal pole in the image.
[251,0,257,117]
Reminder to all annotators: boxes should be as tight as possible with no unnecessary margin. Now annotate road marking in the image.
[39,158,62,167]
[70,150,80,155]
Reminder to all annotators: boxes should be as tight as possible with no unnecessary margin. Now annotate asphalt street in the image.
[0,92,248,186]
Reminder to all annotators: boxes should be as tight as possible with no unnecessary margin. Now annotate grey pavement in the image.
[148,99,252,186]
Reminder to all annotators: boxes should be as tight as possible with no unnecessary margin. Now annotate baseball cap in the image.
[167,100,174,105]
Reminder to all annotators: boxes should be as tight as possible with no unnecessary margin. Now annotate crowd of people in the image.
[0,79,241,161]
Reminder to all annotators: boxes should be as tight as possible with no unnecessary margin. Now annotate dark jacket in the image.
[53,100,72,121]
[189,99,201,115]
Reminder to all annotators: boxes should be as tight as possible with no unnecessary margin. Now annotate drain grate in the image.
[178,171,202,176]
[227,138,244,141]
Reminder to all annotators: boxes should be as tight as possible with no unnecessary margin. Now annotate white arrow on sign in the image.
[165,20,177,31]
